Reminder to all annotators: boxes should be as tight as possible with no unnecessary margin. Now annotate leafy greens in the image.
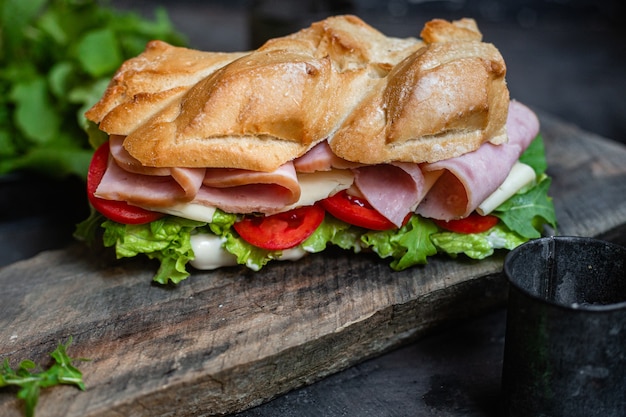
[0,338,86,417]
[0,0,186,179]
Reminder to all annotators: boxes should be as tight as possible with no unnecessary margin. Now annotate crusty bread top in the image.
[86,15,509,171]
[85,40,247,136]
[328,18,509,164]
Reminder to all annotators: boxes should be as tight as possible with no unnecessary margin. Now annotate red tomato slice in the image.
[233,204,325,250]
[321,190,406,231]
[433,212,499,234]
[87,142,164,225]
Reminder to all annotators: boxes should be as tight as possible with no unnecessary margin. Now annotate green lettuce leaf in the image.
[221,233,280,271]
[207,209,238,235]
[362,215,439,270]
[206,209,279,271]
[301,215,362,253]
[101,217,206,284]
[431,223,527,260]
[492,175,556,239]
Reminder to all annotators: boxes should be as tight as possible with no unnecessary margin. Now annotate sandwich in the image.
[75,15,557,284]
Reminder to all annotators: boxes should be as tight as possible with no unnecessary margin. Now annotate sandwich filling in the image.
[95,100,537,225]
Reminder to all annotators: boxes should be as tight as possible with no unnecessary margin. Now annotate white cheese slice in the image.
[477,161,536,215]
[149,203,217,223]
[281,169,354,211]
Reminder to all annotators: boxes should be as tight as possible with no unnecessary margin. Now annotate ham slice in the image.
[293,141,361,172]
[171,168,206,199]
[416,100,540,220]
[203,163,298,191]
[192,183,298,215]
[109,135,169,176]
[192,162,301,214]
[96,142,301,213]
[108,135,206,200]
[354,162,426,227]
[95,156,195,207]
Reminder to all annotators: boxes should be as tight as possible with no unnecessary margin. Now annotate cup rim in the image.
[504,236,626,312]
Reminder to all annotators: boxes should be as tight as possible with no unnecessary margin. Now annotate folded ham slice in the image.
[95,156,200,207]
[96,140,301,212]
[319,101,537,226]
[194,163,301,214]
[353,163,426,227]
[108,135,207,200]
[416,100,539,220]
[293,140,363,172]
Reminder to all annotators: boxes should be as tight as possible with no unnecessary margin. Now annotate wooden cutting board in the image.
[1,112,625,417]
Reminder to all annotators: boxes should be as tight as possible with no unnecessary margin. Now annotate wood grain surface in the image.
[1,112,625,417]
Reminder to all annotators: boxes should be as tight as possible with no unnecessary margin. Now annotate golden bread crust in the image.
[420,18,483,43]
[85,40,247,135]
[328,21,509,163]
[86,15,509,170]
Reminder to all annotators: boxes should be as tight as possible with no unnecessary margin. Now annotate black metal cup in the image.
[501,236,626,417]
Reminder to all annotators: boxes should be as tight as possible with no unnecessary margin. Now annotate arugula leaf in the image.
[10,77,61,144]
[0,338,86,417]
[492,176,556,239]
[76,28,122,77]
[519,134,548,176]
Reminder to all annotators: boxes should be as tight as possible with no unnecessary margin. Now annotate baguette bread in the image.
[86,15,508,171]
[329,18,509,164]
